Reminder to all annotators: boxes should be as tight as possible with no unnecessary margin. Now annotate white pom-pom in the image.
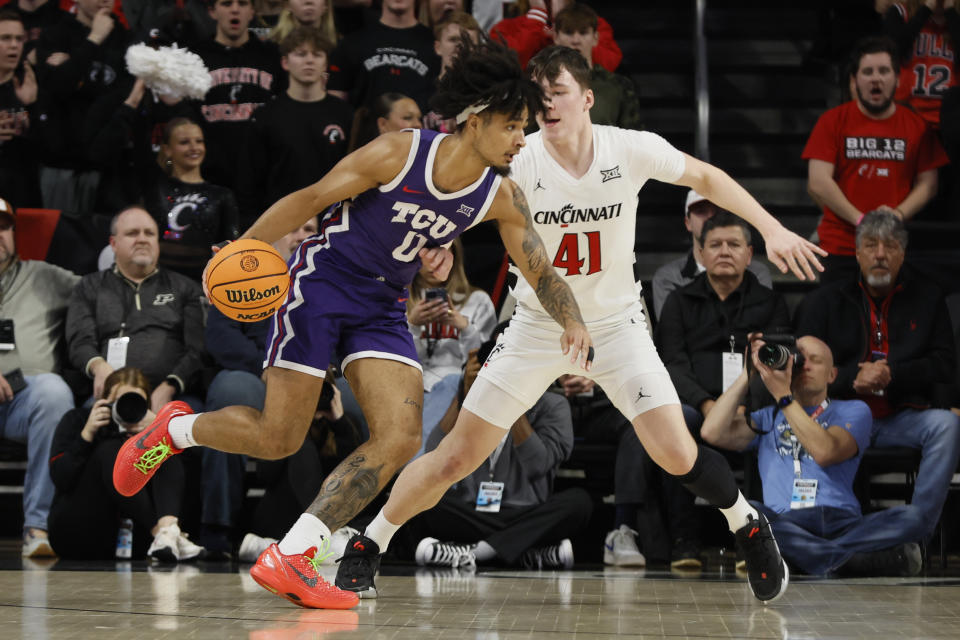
[125,44,212,100]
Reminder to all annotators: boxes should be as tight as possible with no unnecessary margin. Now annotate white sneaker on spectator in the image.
[22,529,56,558]
[148,524,182,563]
[603,525,645,567]
[238,532,277,563]
[416,537,478,570]
[176,530,205,561]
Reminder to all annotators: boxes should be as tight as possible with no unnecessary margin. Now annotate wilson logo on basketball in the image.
[225,285,282,304]
[240,255,260,272]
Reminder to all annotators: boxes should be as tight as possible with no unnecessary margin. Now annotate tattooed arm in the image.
[487,179,593,370]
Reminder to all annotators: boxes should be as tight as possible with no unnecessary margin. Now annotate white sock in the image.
[473,541,497,562]
[168,414,200,449]
[363,509,400,552]
[278,513,332,556]
[720,491,759,532]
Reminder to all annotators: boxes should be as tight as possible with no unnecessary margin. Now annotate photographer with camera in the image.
[701,335,928,576]
[406,238,496,459]
[47,367,204,562]
[796,209,960,546]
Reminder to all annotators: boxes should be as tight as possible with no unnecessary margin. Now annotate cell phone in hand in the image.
[4,368,26,395]
[424,287,448,303]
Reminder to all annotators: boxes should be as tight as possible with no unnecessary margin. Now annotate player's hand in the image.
[418,247,453,282]
[201,241,231,300]
[763,224,826,281]
[560,323,593,372]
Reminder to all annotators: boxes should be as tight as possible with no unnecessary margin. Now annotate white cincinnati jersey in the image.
[510,125,686,323]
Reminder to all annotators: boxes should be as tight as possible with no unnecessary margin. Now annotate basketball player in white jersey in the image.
[336,46,826,603]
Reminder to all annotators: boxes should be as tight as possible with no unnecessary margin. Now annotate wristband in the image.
[777,394,794,409]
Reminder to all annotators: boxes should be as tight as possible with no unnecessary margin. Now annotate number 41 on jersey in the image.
[553,231,602,276]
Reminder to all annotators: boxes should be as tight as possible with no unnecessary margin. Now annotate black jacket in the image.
[65,267,205,392]
[655,271,790,410]
[795,267,955,411]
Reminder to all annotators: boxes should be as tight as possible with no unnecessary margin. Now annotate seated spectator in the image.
[327,0,439,112]
[47,367,205,562]
[33,0,130,213]
[0,196,78,557]
[237,372,364,562]
[703,336,925,576]
[143,117,240,281]
[194,0,283,191]
[349,91,421,151]
[490,0,621,72]
[274,213,318,262]
[268,0,338,45]
[407,238,496,458]
[651,190,772,321]
[65,206,205,411]
[0,10,41,208]
[884,0,960,128]
[796,209,960,543]
[237,26,352,226]
[802,36,948,284]
[650,211,789,568]
[422,10,480,134]
[552,3,640,129]
[405,335,592,569]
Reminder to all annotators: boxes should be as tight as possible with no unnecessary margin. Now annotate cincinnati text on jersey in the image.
[533,202,623,225]
[844,136,907,161]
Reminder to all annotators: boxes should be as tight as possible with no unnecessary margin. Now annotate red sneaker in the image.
[250,543,359,610]
[112,401,190,497]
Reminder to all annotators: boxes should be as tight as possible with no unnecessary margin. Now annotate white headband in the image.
[455,102,490,124]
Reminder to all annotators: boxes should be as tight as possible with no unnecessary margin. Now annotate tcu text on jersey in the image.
[844,137,906,161]
[389,201,459,261]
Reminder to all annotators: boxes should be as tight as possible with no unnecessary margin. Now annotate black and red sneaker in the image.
[334,533,381,599]
[735,511,789,602]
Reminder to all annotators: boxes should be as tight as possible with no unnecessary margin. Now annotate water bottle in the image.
[116,518,133,559]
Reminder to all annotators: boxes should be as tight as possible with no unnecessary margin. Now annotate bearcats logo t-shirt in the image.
[801,101,948,255]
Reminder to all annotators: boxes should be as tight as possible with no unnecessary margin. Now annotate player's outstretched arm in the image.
[675,154,828,281]
[488,180,593,370]
[240,132,415,245]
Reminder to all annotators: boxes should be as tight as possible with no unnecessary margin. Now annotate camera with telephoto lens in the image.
[756,334,805,371]
[111,392,149,430]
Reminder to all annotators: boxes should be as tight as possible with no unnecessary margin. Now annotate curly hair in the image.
[430,36,545,129]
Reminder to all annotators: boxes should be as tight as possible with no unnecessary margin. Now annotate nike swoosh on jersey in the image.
[285,559,318,587]
[402,185,425,194]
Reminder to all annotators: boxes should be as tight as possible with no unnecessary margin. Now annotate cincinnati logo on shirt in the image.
[844,137,906,161]
[533,202,623,225]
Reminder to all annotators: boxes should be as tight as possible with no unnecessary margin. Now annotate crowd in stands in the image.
[0,0,958,581]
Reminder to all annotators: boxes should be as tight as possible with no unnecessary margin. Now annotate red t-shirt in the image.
[892,3,957,127]
[801,101,948,255]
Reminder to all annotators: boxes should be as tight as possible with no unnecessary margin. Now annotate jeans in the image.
[753,502,927,575]
[201,370,266,527]
[0,373,75,531]
[871,408,960,537]
[411,373,462,460]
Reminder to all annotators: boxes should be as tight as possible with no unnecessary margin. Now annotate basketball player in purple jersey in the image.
[112,38,593,609]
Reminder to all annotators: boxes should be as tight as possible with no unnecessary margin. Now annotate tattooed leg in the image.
[305,358,424,530]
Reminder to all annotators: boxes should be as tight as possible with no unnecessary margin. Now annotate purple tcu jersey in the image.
[322,128,501,286]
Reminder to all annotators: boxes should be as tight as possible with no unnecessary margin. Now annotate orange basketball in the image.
[206,239,290,322]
